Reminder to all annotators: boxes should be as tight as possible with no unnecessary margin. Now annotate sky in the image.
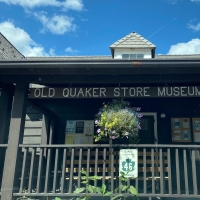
[0,0,200,57]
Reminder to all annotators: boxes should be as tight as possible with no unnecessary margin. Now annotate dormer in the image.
[109,32,156,59]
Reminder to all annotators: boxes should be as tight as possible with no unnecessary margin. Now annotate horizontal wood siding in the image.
[23,106,43,145]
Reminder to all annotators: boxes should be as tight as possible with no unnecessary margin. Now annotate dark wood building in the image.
[1,32,200,199]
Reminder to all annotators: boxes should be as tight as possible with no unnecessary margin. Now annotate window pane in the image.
[122,54,129,59]
[137,54,144,58]
[129,54,136,59]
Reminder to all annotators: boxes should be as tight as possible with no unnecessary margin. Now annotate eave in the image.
[1,59,200,85]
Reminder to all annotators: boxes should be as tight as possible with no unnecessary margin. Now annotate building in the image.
[1,32,200,200]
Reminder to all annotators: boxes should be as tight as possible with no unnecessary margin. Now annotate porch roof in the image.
[1,56,200,85]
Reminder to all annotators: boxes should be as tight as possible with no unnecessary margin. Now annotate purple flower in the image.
[137,125,141,129]
[112,136,115,139]
[136,107,141,111]
[138,113,143,118]
[97,129,101,133]
[95,120,98,124]
[125,132,129,135]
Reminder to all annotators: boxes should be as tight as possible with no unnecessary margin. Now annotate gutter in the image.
[0,59,200,69]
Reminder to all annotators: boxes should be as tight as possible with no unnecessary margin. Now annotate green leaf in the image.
[104,191,112,196]
[55,198,61,200]
[87,185,94,193]
[110,194,123,200]
[119,176,128,182]
[85,196,91,200]
[81,170,87,175]
[73,187,85,194]
[94,187,102,194]
[120,171,125,176]
[128,186,138,196]
[114,187,119,193]
[81,176,87,180]
[81,181,88,184]
[102,184,106,194]
[88,176,100,180]
[122,185,129,191]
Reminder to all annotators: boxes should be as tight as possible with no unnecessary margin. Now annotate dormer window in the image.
[109,32,156,59]
[122,53,144,60]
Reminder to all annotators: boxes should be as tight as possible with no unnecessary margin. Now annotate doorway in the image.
[139,113,158,144]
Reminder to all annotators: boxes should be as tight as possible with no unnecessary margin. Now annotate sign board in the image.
[65,120,94,144]
[29,86,200,99]
[119,149,138,178]
[171,118,191,142]
[192,118,200,142]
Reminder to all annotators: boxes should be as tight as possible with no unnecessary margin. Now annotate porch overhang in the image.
[1,58,200,85]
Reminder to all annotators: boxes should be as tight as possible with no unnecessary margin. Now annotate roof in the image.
[26,56,112,61]
[0,33,25,60]
[23,54,200,61]
[110,32,156,49]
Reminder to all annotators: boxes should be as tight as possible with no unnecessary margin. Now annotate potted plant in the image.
[94,99,142,144]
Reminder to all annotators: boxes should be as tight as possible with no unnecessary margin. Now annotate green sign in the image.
[122,158,135,171]
[119,149,138,178]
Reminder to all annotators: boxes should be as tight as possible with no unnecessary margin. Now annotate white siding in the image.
[114,48,152,59]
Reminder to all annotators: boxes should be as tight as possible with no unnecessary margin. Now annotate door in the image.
[139,113,157,144]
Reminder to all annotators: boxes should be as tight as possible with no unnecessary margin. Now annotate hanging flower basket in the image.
[94,99,142,144]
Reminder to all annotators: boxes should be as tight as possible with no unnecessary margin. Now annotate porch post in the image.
[0,84,14,188]
[1,82,29,199]
[41,115,50,144]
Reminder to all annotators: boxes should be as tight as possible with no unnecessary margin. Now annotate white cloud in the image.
[49,48,55,56]
[62,0,83,11]
[168,38,200,54]
[0,0,83,10]
[191,0,200,2]
[162,0,178,4]
[34,12,76,34]
[65,47,79,54]
[188,21,200,31]
[0,21,53,56]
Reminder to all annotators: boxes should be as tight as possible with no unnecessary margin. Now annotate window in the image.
[122,53,144,59]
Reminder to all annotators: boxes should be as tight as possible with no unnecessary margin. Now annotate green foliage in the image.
[73,170,139,200]
[18,170,138,200]
[94,99,142,143]
[73,170,101,200]
[115,171,139,200]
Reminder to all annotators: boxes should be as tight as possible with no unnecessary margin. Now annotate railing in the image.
[0,144,7,198]
[8,144,200,198]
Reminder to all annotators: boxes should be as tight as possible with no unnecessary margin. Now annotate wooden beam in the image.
[41,115,50,157]
[0,84,14,144]
[1,82,29,199]
[2,74,200,84]
[0,84,14,188]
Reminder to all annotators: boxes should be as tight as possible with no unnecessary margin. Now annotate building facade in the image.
[1,32,200,200]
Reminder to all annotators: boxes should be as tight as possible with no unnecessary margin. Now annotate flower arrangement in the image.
[94,99,142,143]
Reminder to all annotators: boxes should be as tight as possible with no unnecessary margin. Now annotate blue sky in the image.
[0,0,200,57]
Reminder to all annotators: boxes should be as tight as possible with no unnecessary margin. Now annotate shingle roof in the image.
[24,54,200,61]
[0,33,25,60]
[110,32,156,49]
